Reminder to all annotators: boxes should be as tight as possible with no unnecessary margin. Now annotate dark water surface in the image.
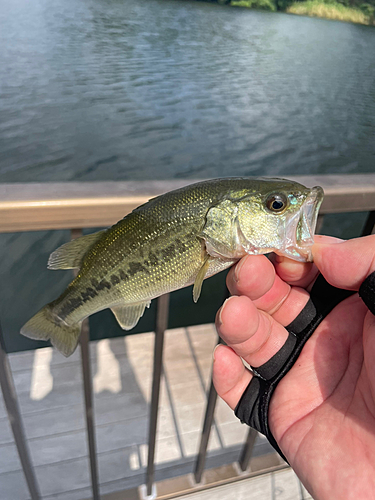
[1,0,375,181]
[1,0,375,350]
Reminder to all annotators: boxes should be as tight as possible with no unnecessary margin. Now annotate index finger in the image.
[226,254,310,326]
[312,234,375,290]
[271,235,351,290]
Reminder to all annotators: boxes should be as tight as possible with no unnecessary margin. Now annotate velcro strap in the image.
[359,270,375,315]
[235,274,354,460]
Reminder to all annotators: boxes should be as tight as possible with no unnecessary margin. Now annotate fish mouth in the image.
[286,186,324,262]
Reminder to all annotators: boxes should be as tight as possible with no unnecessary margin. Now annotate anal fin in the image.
[111,301,151,330]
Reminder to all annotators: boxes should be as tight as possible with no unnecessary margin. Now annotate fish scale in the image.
[21,177,323,357]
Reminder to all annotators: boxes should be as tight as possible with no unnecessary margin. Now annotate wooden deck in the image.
[0,324,309,500]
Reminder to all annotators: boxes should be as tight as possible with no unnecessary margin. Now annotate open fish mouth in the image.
[286,186,324,262]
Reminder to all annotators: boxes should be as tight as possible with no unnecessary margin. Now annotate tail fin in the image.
[20,306,81,357]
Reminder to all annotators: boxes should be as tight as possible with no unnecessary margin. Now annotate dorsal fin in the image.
[47,230,106,270]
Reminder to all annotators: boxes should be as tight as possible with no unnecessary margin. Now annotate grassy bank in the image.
[231,0,276,10]
[226,0,375,25]
[287,1,372,25]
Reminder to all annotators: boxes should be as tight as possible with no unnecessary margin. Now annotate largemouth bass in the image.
[21,177,323,357]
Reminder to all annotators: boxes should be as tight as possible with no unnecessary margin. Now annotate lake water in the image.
[1,0,375,351]
[1,0,375,182]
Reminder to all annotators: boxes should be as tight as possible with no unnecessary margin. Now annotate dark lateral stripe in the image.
[128,262,149,276]
[111,274,121,285]
[119,269,129,281]
[59,296,84,319]
[58,235,194,319]
[145,252,159,266]
[161,243,175,262]
[97,280,111,290]
[81,287,98,301]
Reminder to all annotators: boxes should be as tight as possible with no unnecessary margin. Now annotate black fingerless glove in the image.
[235,273,357,462]
[359,270,375,316]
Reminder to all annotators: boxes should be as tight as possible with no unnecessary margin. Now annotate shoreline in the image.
[228,0,375,26]
[287,1,374,26]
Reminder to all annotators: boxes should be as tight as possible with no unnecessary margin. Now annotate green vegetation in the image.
[231,0,276,10]
[288,1,372,24]
[215,0,375,24]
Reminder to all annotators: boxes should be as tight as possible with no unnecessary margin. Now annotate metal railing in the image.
[0,174,374,500]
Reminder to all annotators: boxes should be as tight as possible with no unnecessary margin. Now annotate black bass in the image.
[21,177,323,357]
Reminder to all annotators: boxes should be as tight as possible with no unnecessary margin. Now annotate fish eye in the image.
[266,193,288,213]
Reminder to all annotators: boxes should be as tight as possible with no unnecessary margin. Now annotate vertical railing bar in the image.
[361,210,375,236]
[162,367,185,459]
[194,368,219,484]
[0,322,41,500]
[146,293,170,498]
[80,318,100,500]
[238,427,258,472]
[194,286,229,484]
[71,228,100,500]
[185,329,225,449]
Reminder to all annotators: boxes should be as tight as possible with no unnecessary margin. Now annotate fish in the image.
[20,177,323,357]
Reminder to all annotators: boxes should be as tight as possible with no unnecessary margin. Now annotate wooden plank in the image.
[1,175,375,233]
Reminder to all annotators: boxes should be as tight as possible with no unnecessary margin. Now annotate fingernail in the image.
[213,344,220,362]
[234,256,247,282]
[217,306,224,326]
[217,296,235,326]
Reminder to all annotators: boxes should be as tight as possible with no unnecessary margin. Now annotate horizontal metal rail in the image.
[1,174,375,232]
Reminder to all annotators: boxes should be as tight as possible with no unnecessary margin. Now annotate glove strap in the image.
[359,270,375,315]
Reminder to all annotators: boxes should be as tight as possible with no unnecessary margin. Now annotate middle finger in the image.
[227,254,312,326]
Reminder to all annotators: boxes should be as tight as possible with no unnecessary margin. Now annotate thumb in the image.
[312,234,375,290]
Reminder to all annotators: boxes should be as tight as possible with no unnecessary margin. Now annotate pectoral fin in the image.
[193,256,211,303]
[111,301,151,330]
[48,230,106,270]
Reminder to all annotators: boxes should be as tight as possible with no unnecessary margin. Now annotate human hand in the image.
[213,235,375,500]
